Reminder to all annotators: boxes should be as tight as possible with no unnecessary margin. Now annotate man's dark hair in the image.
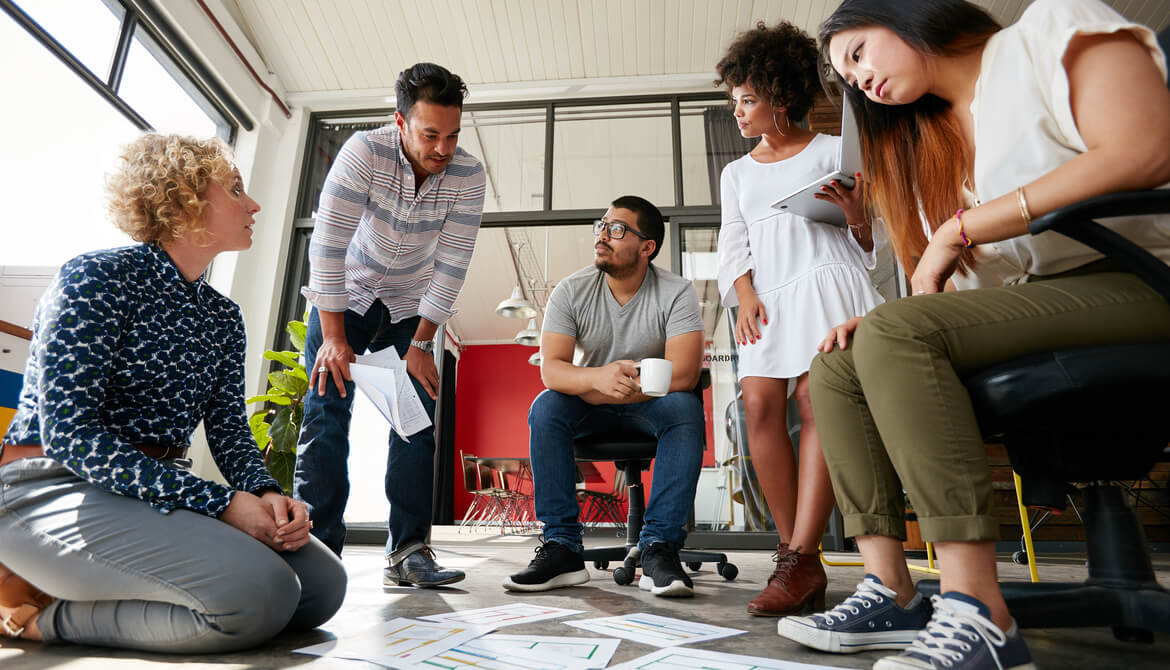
[611,195,664,262]
[395,63,468,118]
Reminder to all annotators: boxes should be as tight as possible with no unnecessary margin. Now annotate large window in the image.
[0,0,244,268]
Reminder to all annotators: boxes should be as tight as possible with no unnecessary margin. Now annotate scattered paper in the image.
[609,646,857,670]
[293,617,491,668]
[565,612,745,648]
[420,603,584,628]
[405,639,594,669]
[350,347,432,440]
[456,633,620,669]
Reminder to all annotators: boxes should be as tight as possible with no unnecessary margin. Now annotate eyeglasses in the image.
[593,219,649,240]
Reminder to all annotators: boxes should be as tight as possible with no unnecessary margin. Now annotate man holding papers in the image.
[504,196,706,597]
[293,62,485,588]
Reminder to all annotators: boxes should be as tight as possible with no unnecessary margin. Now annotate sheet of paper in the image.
[609,646,856,670]
[405,639,595,670]
[565,613,745,648]
[350,348,432,440]
[420,603,584,627]
[293,617,490,668]
[462,634,621,669]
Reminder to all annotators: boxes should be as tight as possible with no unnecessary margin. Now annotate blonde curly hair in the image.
[106,133,235,244]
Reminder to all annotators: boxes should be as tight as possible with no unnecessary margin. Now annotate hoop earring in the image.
[772,110,790,137]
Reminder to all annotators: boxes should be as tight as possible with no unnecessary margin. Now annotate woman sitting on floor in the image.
[0,133,346,652]
[775,1,1170,669]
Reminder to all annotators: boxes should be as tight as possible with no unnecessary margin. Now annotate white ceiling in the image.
[231,0,1170,100]
[220,0,1170,346]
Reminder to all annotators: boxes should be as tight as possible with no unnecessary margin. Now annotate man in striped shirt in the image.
[293,63,485,588]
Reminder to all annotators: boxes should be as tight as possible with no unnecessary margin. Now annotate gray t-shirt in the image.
[543,264,704,367]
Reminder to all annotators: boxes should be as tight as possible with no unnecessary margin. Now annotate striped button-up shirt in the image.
[301,125,486,325]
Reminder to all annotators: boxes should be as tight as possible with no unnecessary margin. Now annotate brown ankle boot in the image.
[747,543,827,616]
[0,563,52,638]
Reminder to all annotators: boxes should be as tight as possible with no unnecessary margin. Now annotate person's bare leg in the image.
[855,535,916,608]
[740,376,795,542]
[935,540,1011,631]
[789,373,837,553]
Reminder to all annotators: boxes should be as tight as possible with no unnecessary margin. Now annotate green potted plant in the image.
[247,318,309,493]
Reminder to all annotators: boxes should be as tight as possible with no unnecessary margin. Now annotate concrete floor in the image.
[2,527,1168,669]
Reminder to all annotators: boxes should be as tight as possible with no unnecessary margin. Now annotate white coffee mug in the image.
[636,358,672,397]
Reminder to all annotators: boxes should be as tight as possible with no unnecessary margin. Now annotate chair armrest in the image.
[1029,189,1170,304]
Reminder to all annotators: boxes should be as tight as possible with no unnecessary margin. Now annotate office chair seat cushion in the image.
[573,433,658,462]
[965,341,1170,488]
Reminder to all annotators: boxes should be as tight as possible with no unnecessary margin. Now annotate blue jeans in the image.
[528,389,705,555]
[293,304,437,560]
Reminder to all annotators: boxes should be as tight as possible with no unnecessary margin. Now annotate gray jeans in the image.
[0,457,347,653]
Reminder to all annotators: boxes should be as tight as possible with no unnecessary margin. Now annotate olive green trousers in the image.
[809,270,1170,542]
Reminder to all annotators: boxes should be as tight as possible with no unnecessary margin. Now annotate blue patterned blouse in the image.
[1,244,280,517]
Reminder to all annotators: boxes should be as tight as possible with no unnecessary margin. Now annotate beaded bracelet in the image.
[956,208,974,248]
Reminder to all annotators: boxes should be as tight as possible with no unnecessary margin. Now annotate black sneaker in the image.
[638,543,694,597]
[778,574,931,653]
[503,541,590,592]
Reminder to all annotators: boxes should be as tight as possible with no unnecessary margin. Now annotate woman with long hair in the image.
[0,134,346,652]
[776,1,1170,669]
[714,21,883,617]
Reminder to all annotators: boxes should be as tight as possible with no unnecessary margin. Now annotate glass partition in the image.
[552,102,675,209]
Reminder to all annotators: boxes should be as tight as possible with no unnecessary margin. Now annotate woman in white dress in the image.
[714,21,884,617]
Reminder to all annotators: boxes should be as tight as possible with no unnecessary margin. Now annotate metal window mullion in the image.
[107,10,136,92]
[672,96,683,207]
[543,104,554,211]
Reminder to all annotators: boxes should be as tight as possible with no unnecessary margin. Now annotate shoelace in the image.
[530,543,556,566]
[811,579,893,624]
[766,545,800,586]
[904,595,1008,669]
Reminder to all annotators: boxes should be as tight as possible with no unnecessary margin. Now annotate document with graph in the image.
[419,603,583,627]
[293,617,491,668]
[565,612,745,647]
[610,646,854,670]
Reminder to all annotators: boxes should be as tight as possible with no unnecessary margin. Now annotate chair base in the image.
[582,543,739,585]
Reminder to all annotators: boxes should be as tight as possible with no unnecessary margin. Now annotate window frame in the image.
[2,0,247,141]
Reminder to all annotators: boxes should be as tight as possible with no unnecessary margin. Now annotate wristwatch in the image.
[410,339,435,353]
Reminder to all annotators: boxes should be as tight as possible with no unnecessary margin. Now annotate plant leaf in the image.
[287,321,307,352]
[264,350,302,369]
[268,407,298,453]
[266,450,296,495]
[269,371,309,397]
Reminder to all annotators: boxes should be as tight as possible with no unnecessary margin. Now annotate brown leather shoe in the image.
[0,563,52,638]
[747,543,827,616]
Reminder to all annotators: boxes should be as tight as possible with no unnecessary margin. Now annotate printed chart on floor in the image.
[419,603,584,627]
[565,613,746,647]
[293,618,492,668]
[455,633,621,669]
[609,646,855,670]
[405,640,594,670]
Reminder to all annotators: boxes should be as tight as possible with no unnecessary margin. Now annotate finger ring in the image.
[318,366,328,373]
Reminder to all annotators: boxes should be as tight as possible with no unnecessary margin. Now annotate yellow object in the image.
[0,406,15,436]
[820,472,1040,582]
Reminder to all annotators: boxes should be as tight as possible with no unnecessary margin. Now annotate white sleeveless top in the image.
[955,0,1170,290]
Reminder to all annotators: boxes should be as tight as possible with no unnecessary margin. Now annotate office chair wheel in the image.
[717,562,738,581]
[1011,550,1029,565]
[1112,626,1154,644]
[593,560,609,570]
[613,566,635,585]
[686,561,702,572]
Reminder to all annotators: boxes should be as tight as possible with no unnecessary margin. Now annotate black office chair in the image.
[917,189,1170,643]
[572,370,740,585]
